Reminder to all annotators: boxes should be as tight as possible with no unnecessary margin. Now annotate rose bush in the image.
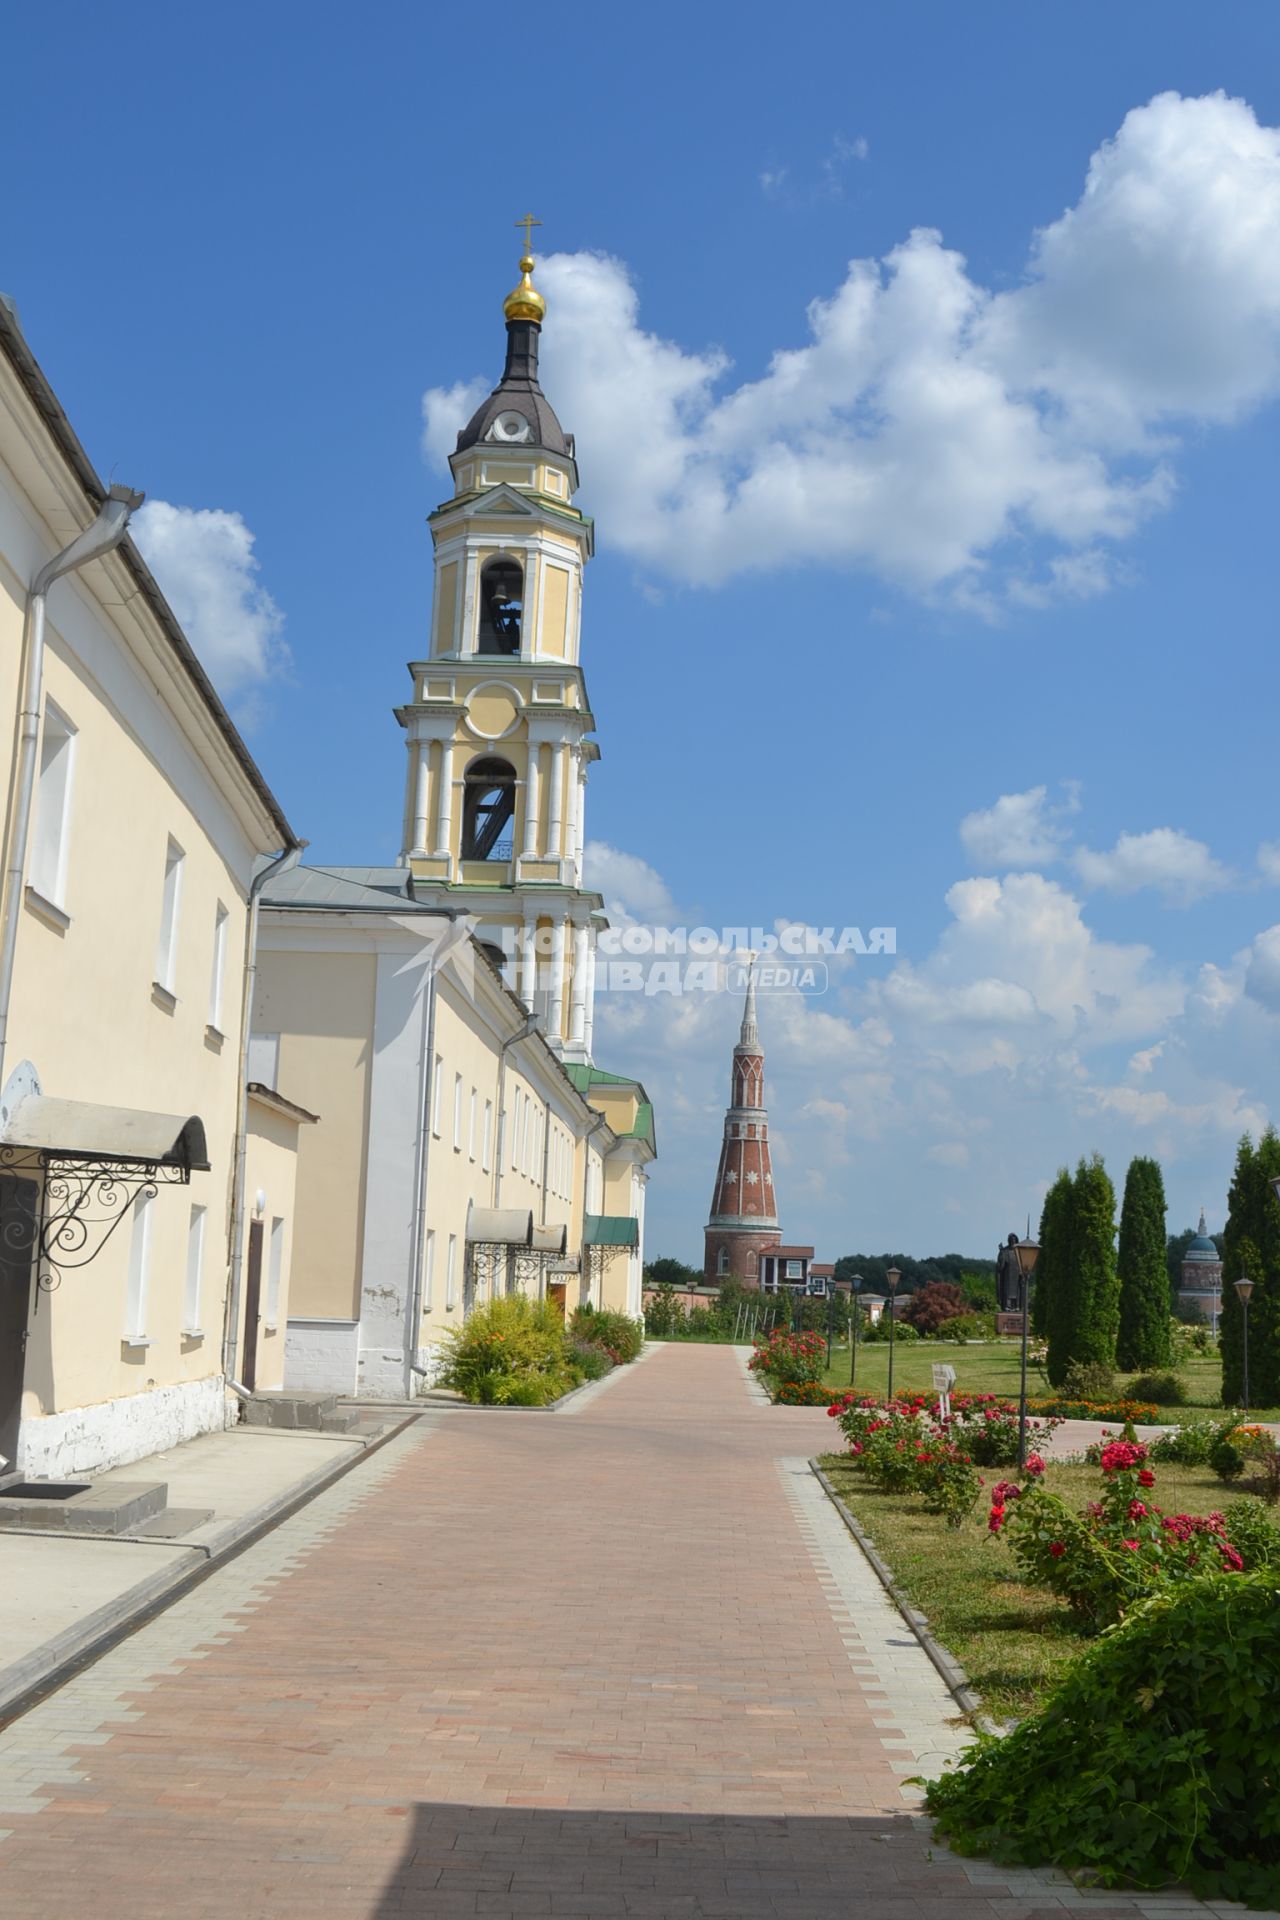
[749,1328,827,1394]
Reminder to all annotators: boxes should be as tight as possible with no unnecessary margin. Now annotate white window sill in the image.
[122,1336,151,1350]
[204,1024,226,1051]
[262,1321,278,1334]
[24,885,70,932]
[182,1327,204,1341]
[151,981,177,1013]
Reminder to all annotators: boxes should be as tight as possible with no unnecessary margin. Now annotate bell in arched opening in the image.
[477,558,523,655]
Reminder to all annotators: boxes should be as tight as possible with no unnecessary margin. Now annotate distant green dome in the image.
[1184,1210,1221,1266]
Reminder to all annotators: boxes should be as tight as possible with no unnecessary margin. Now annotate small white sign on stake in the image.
[932,1361,957,1420]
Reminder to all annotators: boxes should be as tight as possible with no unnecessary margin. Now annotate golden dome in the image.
[503,254,546,324]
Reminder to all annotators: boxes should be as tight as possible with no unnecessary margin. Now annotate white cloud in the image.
[582,840,678,924]
[1072,827,1232,903]
[132,501,288,705]
[959,784,1079,868]
[422,92,1280,603]
[1258,841,1280,884]
[421,376,489,471]
[1244,924,1280,1012]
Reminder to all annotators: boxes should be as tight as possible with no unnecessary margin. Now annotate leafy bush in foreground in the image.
[924,1571,1280,1906]
[438,1294,576,1405]
[570,1305,643,1364]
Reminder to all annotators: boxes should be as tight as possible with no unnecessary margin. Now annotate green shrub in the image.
[861,1316,920,1343]
[1222,1499,1280,1570]
[936,1311,994,1343]
[1126,1369,1187,1405]
[1210,1434,1248,1481]
[1060,1358,1116,1402]
[1171,1316,1211,1359]
[1147,1422,1217,1465]
[924,1571,1280,1905]
[570,1339,612,1381]
[643,1282,685,1338]
[438,1294,573,1404]
[570,1306,642,1363]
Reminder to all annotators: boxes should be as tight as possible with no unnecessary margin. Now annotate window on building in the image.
[125,1191,154,1340]
[247,1031,280,1085]
[424,1228,435,1311]
[785,1259,803,1280]
[29,701,76,909]
[155,837,184,993]
[468,1087,477,1161]
[460,757,516,861]
[208,903,228,1031]
[482,1100,493,1173]
[266,1216,285,1327]
[446,1232,457,1309]
[453,1072,463,1150]
[431,1054,443,1136]
[512,1090,523,1171]
[184,1204,206,1333]
[477,557,523,654]
[717,1246,729,1278]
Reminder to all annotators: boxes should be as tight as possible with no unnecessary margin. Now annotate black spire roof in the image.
[455,320,573,459]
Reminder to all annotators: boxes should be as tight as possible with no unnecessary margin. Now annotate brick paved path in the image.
[0,1346,1241,1918]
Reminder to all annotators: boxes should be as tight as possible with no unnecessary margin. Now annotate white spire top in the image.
[739,956,759,1048]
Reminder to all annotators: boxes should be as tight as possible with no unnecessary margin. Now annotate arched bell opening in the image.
[477,558,523,655]
[461,757,517,861]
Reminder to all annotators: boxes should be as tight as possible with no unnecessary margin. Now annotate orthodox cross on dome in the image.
[515,212,542,253]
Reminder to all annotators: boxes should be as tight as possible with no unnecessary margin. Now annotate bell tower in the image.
[703,965,781,1285]
[399,224,601,1060]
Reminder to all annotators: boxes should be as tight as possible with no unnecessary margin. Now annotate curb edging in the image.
[809,1459,1006,1739]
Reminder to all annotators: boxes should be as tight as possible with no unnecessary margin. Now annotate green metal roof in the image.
[563,1064,656,1154]
[583,1213,639,1249]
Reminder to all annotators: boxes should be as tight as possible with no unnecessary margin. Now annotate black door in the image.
[0,1176,37,1471]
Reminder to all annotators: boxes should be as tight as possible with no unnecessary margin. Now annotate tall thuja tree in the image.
[1116,1157,1171,1370]
[1221,1129,1280,1407]
[1049,1154,1118,1386]
[1035,1169,1072,1345]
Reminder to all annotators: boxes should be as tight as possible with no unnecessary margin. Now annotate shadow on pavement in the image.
[368,1800,1141,1918]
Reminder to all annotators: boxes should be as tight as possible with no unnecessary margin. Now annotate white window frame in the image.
[446,1232,457,1309]
[184,1203,206,1334]
[29,700,76,911]
[208,902,229,1032]
[453,1072,463,1151]
[431,1054,443,1136]
[512,1090,522,1171]
[124,1191,154,1342]
[468,1086,477,1162]
[155,836,184,995]
[482,1100,493,1174]
[424,1228,435,1312]
[266,1216,285,1327]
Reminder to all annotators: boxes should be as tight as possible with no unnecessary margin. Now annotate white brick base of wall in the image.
[17,1373,229,1478]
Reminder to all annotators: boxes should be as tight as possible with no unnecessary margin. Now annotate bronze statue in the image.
[995,1231,1022,1313]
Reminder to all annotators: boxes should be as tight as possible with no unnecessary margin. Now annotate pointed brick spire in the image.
[703,963,780,1284]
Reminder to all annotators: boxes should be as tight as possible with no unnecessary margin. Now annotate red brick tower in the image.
[703,964,780,1286]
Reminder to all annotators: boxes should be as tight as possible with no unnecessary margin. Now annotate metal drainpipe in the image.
[0,487,144,1095]
[222,840,306,1393]
[403,912,465,1397]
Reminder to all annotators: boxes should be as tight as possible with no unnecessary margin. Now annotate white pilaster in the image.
[520,919,538,1014]
[549,917,567,1043]
[412,740,430,852]
[583,932,597,1061]
[547,742,567,864]
[574,760,588,884]
[569,923,589,1050]
[521,742,541,859]
[434,739,455,860]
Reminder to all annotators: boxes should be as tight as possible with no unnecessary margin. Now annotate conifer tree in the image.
[1221,1129,1280,1408]
[1048,1153,1118,1386]
[1034,1168,1071,1345]
[1116,1156,1171,1371]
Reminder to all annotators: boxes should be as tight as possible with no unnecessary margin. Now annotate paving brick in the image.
[0,1346,1247,1917]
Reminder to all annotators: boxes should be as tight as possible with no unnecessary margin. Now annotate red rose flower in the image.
[1138,1469,1155,1488]
[1049,1541,1065,1558]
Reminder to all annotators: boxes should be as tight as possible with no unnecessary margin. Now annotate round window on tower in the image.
[489,411,532,444]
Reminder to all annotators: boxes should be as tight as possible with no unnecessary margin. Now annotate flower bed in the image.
[1026,1394,1159,1422]
[749,1328,827,1395]
[825,1390,1061,1526]
[773,1379,847,1406]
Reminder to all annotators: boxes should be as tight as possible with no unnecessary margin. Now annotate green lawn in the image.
[819,1453,1239,1723]
[818,1338,1279,1422]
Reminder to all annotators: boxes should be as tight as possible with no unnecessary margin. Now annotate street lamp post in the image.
[1235,1275,1255,1421]
[1014,1236,1041,1469]
[886,1266,901,1403]
[849,1274,864,1388]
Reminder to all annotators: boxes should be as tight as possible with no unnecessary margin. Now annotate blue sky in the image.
[5,2,1280,1265]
